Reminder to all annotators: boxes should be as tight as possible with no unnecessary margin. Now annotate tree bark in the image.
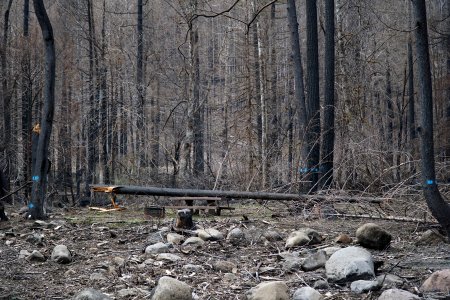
[412,0,450,239]
[136,0,146,169]
[320,0,335,188]
[29,0,56,219]
[305,0,321,192]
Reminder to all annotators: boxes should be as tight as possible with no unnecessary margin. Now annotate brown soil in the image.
[0,198,448,300]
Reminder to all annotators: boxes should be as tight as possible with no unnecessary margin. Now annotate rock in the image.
[90,272,108,281]
[183,264,203,272]
[145,242,171,254]
[292,287,323,300]
[51,245,72,264]
[27,250,46,262]
[113,257,125,267]
[182,237,205,247]
[416,229,446,245]
[19,249,31,259]
[26,233,44,245]
[263,230,284,241]
[322,246,341,257]
[377,289,420,300]
[335,234,353,244]
[376,274,404,289]
[167,233,185,245]
[420,269,450,293]
[227,227,245,244]
[302,250,327,271]
[246,281,289,300]
[224,273,237,281]
[117,288,142,299]
[73,288,112,300]
[350,280,381,294]
[196,228,224,241]
[147,232,165,244]
[325,246,375,283]
[213,260,236,273]
[150,276,192,300]
[156,253,182,262]
[285,228,322,248]
[313,280,329,290]
[282,256,304,272]
[356,223,392,250]
[34,220,50,227]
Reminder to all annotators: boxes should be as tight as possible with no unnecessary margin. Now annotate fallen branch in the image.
[327,213,438,224]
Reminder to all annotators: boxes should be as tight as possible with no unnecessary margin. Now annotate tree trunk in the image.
[320,0,335,189]
[136,0,146,169]
[412,0,450,239]
[305,0,321,192]
[286,0,309,187]
[29,0,56,219]
[99,0,109,184]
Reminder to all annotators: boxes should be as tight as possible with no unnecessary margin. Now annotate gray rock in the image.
[27,250,46,262]
[224,273,237,281]
[325,246,375,283]
[183,264,203,272]
[282,257,304,272]
[51,244,72,264]
[356,223,392,250]
[19,249,31,259]
[26,233,44,245]
[302,250,327,271]
[322,247,341,257]
[73,288,112,300]
[263,230,284,241]
[90,272,108,281]
[113,257,125,267]
[150,276,192,300]
[285,228,322,248]
[182,237,205,247]
[227,227,245,244]
[350,280,381,294]
[117,288,142,299]
[156,253,182,262]
[292,287,323,300]
[147,232,165,244]
[246,281,289,300]
[196,228,224,241]
[213,260,236,273]
[416,229,446,245]
[376,274,404,289]
[420,269,450,293]
[145,242,170,254]
[377,289,420,300]
[167,233,185,245]
[313,280,329,290]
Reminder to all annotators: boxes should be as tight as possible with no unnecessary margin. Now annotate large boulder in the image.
[420,269,450,294]
[377,289,420,300]
[150,276,192,300]
[356,223,391,250]
[246,281,289,300]
[325,246,375,283]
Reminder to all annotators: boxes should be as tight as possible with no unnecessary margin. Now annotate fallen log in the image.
[91,184,387,203]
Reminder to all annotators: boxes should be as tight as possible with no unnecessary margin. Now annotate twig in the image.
[327,213,438,224]
[0,181,32,201]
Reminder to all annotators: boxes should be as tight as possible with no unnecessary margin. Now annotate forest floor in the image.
[0,193,449,300]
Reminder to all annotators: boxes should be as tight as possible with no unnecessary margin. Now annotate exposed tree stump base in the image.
[175,209,194,229]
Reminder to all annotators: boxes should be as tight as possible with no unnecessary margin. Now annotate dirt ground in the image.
[0,196,449,300]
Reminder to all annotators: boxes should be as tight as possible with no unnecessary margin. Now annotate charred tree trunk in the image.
[29,0,56,219]
[412,0,450,239]
[136,0,146,168]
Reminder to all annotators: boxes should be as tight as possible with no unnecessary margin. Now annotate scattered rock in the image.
[145,242,171,254]
[113,257,125,267]
[302,250,327,271]
[263,230,284,241]
[214,260,236,273]
[27,250,46,262]
[227,227,245,244]
[156,253,182,262]
[90,272,108,281]
[167,233,185,245]
[182,237,205,247]
[377,289,420,300]
[335,234,353,244]
[322,246,341,257]
[246,281,289,300]
[183,264,203,272]
[282,256,304,272]
[285,228,322,248]
[376,274,404,289]
[350,280,381,294]
[420,269,450,293]
[313,280,329,290]
[147,232,165,244]
[292,286,323,300]
[51,245,72,264]
[73,288,112,300]
[26,233,44,245]
[356,223,392,250]
[196,228,224,241]
[416,229,446,245]
[224,273,237,281]
[117,288,142,299]
[19,249,31,259]
[325,246,375,283]
[150,276,192,300]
